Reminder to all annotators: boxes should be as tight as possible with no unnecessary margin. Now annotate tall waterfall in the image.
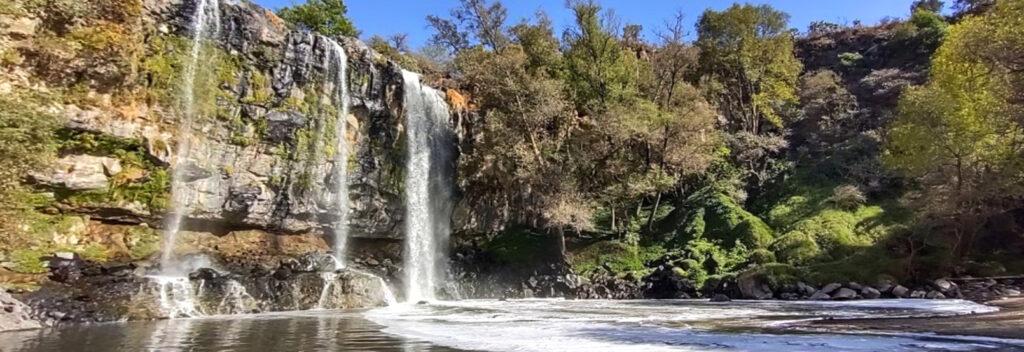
[323,38,351,267]
[401,71,454,302]
[160,0,221,274]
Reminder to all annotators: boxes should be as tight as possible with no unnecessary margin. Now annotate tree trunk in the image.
[556,226,567,263]
[610,205,617,232]
[647,192,662,231]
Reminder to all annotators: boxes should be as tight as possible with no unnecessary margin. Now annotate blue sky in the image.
[254,0,920,47]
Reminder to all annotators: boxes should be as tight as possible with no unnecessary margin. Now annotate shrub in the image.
[838,52,864,67]
[749,248,777,264]
[828,184,867,210]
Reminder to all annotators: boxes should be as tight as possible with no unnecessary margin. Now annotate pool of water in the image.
[3,299,1023,352]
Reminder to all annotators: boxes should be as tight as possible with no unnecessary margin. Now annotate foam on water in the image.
[150,276,202,318]
[366,299,1020,352]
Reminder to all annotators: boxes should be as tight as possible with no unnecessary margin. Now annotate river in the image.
[3,299,1023,351]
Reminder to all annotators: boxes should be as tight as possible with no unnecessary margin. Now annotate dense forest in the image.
[313,0,1023,286]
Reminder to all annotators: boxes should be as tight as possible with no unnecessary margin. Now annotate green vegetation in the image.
[1,0,1021,291]
[277,0,359,37]
[886,0,1024,263]
[55,130,171,213]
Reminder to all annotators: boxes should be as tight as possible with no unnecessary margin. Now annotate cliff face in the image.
[6,0,420,248]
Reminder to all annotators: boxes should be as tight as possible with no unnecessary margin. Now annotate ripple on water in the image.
[364,299,1024,352]
[1,299,1020,352]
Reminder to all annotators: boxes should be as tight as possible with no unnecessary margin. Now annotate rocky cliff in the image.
[0,0,442,276]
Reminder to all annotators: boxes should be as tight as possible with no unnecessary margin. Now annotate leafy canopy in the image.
[277,0,359,37]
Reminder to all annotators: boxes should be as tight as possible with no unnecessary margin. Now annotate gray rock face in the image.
[0,291,41,332]
[53,0,443,239]
[31,155,122,191]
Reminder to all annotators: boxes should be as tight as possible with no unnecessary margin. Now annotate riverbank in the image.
[808,298,1024,340]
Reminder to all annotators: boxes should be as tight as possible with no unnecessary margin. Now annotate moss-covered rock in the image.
[661,189,774,249]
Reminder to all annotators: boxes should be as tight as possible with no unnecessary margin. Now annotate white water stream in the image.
[323,37,351,267]
[160,0,221,274]
[400,71,453,302]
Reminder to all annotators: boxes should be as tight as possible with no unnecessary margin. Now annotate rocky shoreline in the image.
[2,252,1023,336]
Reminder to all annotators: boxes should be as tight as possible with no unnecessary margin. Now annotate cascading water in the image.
[401,71,454,302]
[323,38,351,267]
[161,0,221,274]
[152,276,203,318]
[152,0,221,317]
[316,271,338,309]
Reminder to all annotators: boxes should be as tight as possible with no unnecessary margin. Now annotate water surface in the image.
[4,299,1024,352]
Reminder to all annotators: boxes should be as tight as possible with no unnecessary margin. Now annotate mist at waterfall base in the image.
[7,299,1024,352]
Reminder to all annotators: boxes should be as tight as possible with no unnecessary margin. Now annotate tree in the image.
[650,11,699,109]
[696,4,802,135]
[886,0,1024,258]
[426,0,509,54]
[952,0,995,15]
[277,0,358,37]
[911,0,945,12]
[455,44,580,255]
[562,0,640,115]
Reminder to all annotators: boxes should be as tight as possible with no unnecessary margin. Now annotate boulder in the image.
[31,155,121,191]
[847,282,864,290]
[861,286,882,299]
[832,288,858,300]
[737,271,774,300]
[891,285,910,298]
[820,283,842,294]
[0,292,41,332]
[796,282,817,296]
[925,291,946,299]
[810,291,831,300]
[910,290,927,299]
[710,294,732,302]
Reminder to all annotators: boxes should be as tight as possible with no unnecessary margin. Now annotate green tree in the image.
[562,0,641,115]
[886,0,1024,258]
[695,4,802,135]
[277,0,358,37]
[911,0,945,12]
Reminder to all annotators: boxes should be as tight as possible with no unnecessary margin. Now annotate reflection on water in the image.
[4,300,1024,352]
[0,311,465,352]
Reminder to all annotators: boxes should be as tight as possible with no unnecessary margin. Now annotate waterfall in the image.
[323,38,351,267]
[161,0,221,274]
[401,70,454,302]
[152,276,203,318]
[315,271,337,309]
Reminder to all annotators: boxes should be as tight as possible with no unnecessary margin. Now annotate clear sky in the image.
[253,0,921,47]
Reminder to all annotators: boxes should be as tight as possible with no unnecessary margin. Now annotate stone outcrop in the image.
[23,253,393,325]
[0,291,41,332]
[9,0,447,245]
[30,155,122,191]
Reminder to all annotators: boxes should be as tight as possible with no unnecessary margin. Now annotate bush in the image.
[674,189,774,248]
[828,184,867,210]
[838,52,864,67]
[771,231,821,265]
[749,248,777,264]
